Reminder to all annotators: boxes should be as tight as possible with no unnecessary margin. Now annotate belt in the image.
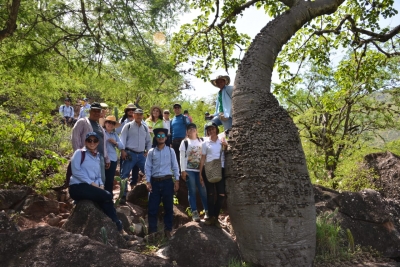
[126,148,144,154]
[151,175,173,182]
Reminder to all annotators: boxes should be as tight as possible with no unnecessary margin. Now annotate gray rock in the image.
[22,195,59,217]
[0,187,31,210]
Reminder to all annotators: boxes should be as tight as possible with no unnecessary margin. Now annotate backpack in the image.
[62,105,74,115]
[184,138,204,158]
[63,150,85,189]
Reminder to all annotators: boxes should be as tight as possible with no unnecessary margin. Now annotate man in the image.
[208,75,233,134]
[115,103,137,134]
[183,110,193,123]
[119,108,152,204]
[170,103,190,168]
[145,128,179,239]
[99,102,109,126]
[71,102,111,182]
[59,98,75,126]
[162,109,171,134]
[78,98,91,119]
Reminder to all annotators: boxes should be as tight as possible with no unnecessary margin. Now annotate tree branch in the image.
[0,0,21,42]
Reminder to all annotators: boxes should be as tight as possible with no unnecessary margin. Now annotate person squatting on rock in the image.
[103,116,124,196]
[145,105,164,138]
[145,128,180,238]
[199,122,227,228]
[68,132,123,232]
[71,102,110,184]
[179,123,209,222]
[59,97,76,126]
[207,75,233,136]
[119,108,152,204]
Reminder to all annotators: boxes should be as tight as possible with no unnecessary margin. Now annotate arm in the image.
[144,127,152,152]
[145,149,154,192]
[59,106,64,116]
[170,148,180,192]
[71,150,90,184]
[179,141,187,180]
[115,133,124,150]
[71,120,84,151]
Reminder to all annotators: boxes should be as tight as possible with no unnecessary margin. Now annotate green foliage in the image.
[114,177,127,207]
[227,258,251,267]
[100,227,108,245]
[140,217,148,236]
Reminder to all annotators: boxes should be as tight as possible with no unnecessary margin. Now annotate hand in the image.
[105,162,110,169]
[121,150,127,160]
[181,171,187,181]
[99,185,104,189]
[144,152,148,157]
[91,182,99,188]
[174,181,179,192]
[200,176,205,187]
[146,182,152,193]
[108,138,117,145]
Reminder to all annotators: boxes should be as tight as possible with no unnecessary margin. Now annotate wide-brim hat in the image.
[150,105,162,115]
[100,103,109,109]
[124,103,137,112]
[154,128,168,137]
[104,115,121,127]
[211,75,230,87]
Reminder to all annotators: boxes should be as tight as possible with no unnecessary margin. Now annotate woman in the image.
[145,105,163,138]
[199,122,227,228]
[179,123,208,222]
[103,116,124,195]
[69,132,123,232]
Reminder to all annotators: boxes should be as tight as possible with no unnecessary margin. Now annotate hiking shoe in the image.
[192,210,200,222]
[116,220,123,231]
[204,217,215,226]
[119,196,126,205]
[164,230,172,240]
[204,210,209,220]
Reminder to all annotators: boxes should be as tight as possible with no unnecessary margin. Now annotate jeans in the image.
[119,157,139,186]
[186,171,208,212]
[121,151,146,196]
[203,168,226,218]
[148,178,174,233]
[104,161,117,195]
[211,116,232,132]
[69,183,122,231]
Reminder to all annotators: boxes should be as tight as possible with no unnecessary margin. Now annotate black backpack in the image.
[63,150,85,189]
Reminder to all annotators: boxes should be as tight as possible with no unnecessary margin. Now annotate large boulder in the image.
[327,189,400,258]
[363,151,400,201]
[0,187,31,210]
[163,221,240,267]
[0,211,19,233]
[22,195,59,217]
[126,183,148,207]
[62,200,127,248]
[0,226,173,267]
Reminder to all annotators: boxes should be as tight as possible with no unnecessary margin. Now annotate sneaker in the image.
[204,210,209,220]
[192,210,200,222]
[204,217,215,226]
[119,196,126,205]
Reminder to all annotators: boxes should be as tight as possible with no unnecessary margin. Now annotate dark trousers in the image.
[104,161,117,196]
[172,138,184,171]
[147,179,174,233]
[203,168,226,218]
[69,183,121,230]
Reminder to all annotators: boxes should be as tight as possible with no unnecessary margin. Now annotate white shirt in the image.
[163,119,171,134]
[201,138,225,168]
[179,138,203,172]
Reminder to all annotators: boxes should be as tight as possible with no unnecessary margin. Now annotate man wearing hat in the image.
[209,75,233,134]
[170,103,190,169]
[78,98,91,119]
[119,108,152,203]
[115,103,137,134]
[145,128,180,239]
[162,109,171,134]
[72,102,110,183]
[59,97,75,126]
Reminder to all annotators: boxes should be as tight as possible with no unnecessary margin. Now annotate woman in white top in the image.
[180,123,208,222]
[199,122,227,228]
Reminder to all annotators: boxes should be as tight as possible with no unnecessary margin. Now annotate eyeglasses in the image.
[86,138,99,143]
[106,121,116,125]
[163,112,170,114]
[156,134,166,138]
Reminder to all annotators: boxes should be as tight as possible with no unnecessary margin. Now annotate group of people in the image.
[66,74,233,237]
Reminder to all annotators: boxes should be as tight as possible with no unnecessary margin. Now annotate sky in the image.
[173,2,400,101]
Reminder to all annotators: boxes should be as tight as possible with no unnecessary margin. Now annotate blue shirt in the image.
[59,105,74,118]
[69,148,103,186]
[171,114,190,140]
[120,121,152,152]
[145,145,180,182]
[78,104,91,119]
[104,131,124,162]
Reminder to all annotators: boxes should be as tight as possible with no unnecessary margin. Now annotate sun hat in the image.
[104,115,121,127]
[100,103,109,109]
[90,102,102,110]
[210,75,230,87]
[124,103,137,112]
[134,109,144,114]
[163,109,170,114]
[85,132,99,140]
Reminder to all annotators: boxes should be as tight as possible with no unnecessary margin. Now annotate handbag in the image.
[219,112,229,122]
[204,143,223,183]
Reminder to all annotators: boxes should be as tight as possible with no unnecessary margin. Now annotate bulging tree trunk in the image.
[226,1,345,266]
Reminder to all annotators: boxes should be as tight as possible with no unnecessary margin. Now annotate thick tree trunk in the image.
[226,1,345,266]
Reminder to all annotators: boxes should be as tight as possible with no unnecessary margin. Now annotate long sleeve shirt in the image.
[170,114,190,140]
[59,105,74,118]
[104,131,124,162]
[69,148,103,186]
[145,145,180,182]
[214,85,233,118]
[78,104,91,119]
[120,121,152,152]
[179,138,202,172]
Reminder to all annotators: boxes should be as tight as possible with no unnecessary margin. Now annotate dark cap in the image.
[83,98,89,102]
[85,132,98,140]
[205,121,218,129]
[134,108,144,114]
[173,103,181,108]
[183,110,189,114]
[187,123,197,130]
[90,102,102,110]
[205,111,210,115]
[154,128,168,137]
[64,98,71,102]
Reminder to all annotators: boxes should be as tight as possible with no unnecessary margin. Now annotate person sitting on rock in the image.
[59,98,76,126]
[68,132,124,233]
[145,128,180,239]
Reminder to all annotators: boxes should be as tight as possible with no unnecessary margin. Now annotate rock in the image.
[126,183,148,207]
[58,219,67,228]
[22,195,59,217]
[126,203,146,223]
[172,205,191,229]
[163,221,240,267]
[0,226,173,267]
[0,187,31,210]
[62,200,127,249]
[0,211,19,233]
[47,216,62,227]
[327,189,400,258]
[117,206,132,217]
[131,223,143,235]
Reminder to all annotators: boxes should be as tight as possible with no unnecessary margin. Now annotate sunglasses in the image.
[126,109,135,112]
[164,112,170,114]
[86,138,99,143]
[106,121,116,125]
[156,134,166,138]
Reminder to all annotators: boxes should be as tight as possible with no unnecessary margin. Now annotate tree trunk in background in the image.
[226,1,345,266]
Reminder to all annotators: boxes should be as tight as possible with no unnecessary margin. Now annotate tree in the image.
[277,51,400,180]
[172,0,400,265]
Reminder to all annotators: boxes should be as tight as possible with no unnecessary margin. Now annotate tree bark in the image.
[226,1,345,266]
[0,0,21,42]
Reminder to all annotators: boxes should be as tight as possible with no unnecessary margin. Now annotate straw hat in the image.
[124,103,137,112]
[104,115,121,127]
[210,75,230,87]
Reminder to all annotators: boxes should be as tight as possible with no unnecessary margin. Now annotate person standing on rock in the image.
[69,132,124,233]
[145,128,180,238]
